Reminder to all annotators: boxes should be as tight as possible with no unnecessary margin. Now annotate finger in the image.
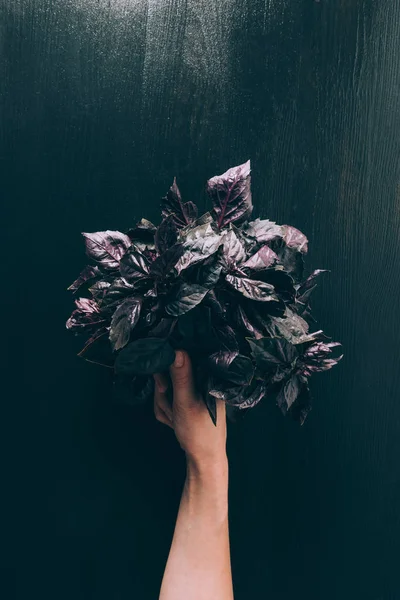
[155,409,173,428]
[153,372,169,394]
[154,385,173,424]
[169,350,197,408]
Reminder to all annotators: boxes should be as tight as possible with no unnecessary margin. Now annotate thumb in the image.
[169,350,197,407]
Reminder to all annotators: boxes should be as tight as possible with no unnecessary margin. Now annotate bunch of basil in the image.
[66,161,342,424]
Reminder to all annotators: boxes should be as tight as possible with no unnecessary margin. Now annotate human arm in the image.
[154,350,234,600]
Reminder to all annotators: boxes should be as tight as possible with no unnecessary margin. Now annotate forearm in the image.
[159,457,233,600]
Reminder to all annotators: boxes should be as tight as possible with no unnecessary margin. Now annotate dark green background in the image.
[3,1,400,598]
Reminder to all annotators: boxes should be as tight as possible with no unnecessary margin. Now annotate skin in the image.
[153,350,234,600]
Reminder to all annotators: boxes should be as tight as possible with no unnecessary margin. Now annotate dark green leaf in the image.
[149,318,177,339]
[115,337,176,376]
[178,306,217,352]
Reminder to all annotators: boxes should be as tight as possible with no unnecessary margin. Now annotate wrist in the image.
[186,454,229,486]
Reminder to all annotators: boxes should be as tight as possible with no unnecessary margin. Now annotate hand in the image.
[153,350,227,474]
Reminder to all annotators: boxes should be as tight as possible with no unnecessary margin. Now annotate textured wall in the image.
[2,1,400,598]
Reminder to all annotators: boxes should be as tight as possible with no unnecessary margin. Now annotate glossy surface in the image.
[3,1,400,598]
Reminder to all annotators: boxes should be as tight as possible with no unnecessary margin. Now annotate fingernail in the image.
[174,351,185,368]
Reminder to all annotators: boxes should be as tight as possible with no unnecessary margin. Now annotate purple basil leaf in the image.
[276,375,302,414]
[127,219,157,252]
[148,317,177,339]
[221,228,246,269]
[175,221,222,273]
[165,283,208,316]
[196,253,223,288]
[109,297,142,352]
[237,381,267,410]
[82,230,132,270]
[210,353,254,386]
[155,215,178,254]
[254,268,295,302]
[77,327,114,368]
[67,265,101,293]
[180,212,214,232]
[247,336,298,370]
[149,243,184,279]
[115,337,176,376]
[98,277,136,310]
[127,218,157,238]
[234,304,264,340]
[272,239,305,282]
[88,279,111,301]
[112,373,154,406]
[225,274,279,302]
[244,218,283,243]
[161,177,198,228]
[66,298,106,330]
[76,327,109,359]
[207,160,253,229]
[205,395,217,425]
[295,269,329,310]
[205,398,218,425]
[178,306,217,353]
[209,382,242,403]
[287,379,312,424]
[266,308,310,344]
[241,245,278,271]
[215,324,239,354]
[301,341,343,376]
[203,290,225,319]
[119,246,150,283]
[144,287,157,298]
[206,324,239,376]
[208,350,238,375]
[282,225,308,253]
[297,269,329,296]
